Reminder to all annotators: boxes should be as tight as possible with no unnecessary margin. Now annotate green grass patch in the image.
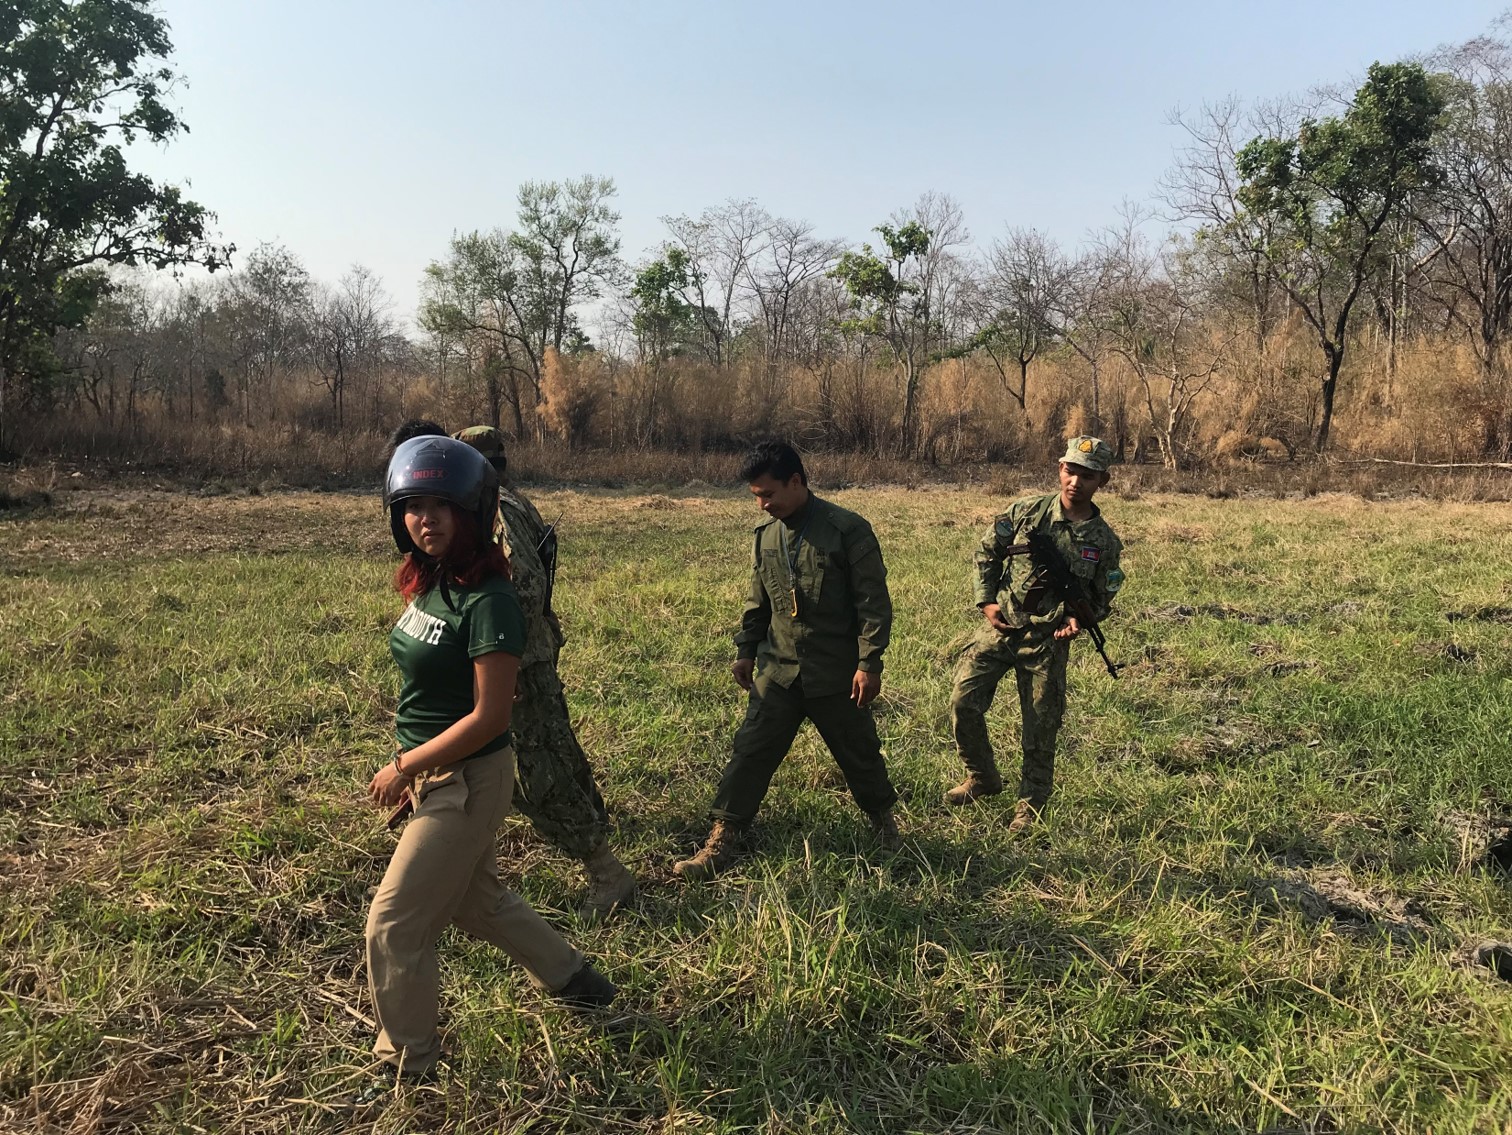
[2,487,1511,1132]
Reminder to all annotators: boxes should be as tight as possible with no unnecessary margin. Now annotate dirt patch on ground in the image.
[1446,606,1512,624]
[1249,869,1433,943]
[1454,939,1512,981]
[1149,521,1211,543]
[1416,641,1479,665]
[1156,715,1301,773]
[1441,809,1512,875]
[1139,602,1304,626]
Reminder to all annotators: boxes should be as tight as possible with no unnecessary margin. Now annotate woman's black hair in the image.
[386,419,448,459]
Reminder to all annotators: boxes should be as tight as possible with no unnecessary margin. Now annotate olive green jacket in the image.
[734,494,892,698]
[973,492,1124,629]
[497,485,564,669]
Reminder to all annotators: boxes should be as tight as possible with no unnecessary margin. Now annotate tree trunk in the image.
[1316,346,1343,453]
[0,361,9,459]
[900,358,920,455]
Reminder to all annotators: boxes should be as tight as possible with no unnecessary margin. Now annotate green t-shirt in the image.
[389,576,526,755]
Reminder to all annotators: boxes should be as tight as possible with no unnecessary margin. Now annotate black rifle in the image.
[1001,533,1120,678]
[538,513,561,619]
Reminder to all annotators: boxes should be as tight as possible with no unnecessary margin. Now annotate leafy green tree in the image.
[830,220,933,448]
[0,0,229,452]
[421,176,620,435]
[628,247,725,365]
[511,176,622,362]
[1232,62,1445,451]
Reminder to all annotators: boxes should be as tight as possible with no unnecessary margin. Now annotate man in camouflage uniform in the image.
[675,440,901,882]
[453,426,635,919]
[947,436,1125,832]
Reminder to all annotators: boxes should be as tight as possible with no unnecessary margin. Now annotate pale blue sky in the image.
[134,1,1505,328]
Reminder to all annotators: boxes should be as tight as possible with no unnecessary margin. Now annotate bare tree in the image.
[744,216,844,371]
[967,227,1068,411]
[1102,222,1234,468]
[1414,33,1512,452]
[314,265,396,429]
[661,199,771,366]
[219,243,313,428]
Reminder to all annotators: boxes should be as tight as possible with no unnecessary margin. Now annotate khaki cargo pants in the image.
[949,623,1069,808]
[365,746,583,1075]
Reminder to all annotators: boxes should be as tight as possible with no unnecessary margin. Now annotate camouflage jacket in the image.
[734,494,892,698]
[498,486,564,668]
[973,492,1124,629]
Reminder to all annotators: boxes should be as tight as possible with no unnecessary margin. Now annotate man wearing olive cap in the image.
[946,436,1126,832]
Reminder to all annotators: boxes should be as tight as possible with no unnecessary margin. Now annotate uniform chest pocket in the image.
[762,546,830,603]
[760,549,790,597]
[800,548,832,602]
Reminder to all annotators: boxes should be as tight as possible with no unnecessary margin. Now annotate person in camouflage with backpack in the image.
[946,436,1126,833]
[452,426,636,919]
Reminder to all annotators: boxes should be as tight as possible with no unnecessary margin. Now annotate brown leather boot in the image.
[869,809,902,850]
[1007,798,1042,834]
[579,841,636,922]
[672,820,745,882]
[944,774,1004,806]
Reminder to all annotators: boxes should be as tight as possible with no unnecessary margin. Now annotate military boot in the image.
[579,841,636,922]
[869,809,903,851]
[672,820,745,882]
[1007,798,1042,835]
[944,772,1004,806]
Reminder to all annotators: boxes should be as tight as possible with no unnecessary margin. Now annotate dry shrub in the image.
[540,347,603,448]
[1064,403,1094,439]
[1214,429,1261,462]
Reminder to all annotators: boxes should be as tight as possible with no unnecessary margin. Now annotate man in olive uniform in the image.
[947,436,1125,832]
[452,426,636,919]
[675,440,901,881]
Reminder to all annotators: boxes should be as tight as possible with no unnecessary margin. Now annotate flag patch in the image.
[1080,546,1101,562]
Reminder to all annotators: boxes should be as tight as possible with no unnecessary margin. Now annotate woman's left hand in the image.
[368,761,412,807]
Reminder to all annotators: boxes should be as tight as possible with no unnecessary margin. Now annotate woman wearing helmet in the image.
[364,435,616,1083]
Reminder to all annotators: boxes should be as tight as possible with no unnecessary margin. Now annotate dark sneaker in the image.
[554,962,619,1010]
[351,1062,437,1105]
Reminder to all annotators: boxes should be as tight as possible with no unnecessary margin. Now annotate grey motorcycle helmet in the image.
[383,435,500,555]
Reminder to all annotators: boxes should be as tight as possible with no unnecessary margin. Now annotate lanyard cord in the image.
[782,513,812,592]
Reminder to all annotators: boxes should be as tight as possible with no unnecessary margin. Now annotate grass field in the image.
[3,483,1512,1134]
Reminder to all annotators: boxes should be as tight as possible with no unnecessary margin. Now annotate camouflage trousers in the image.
[948,623,1068,807]
[510,660,611,861]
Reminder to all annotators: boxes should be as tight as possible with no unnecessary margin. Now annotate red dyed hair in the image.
[393,501,511,603]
